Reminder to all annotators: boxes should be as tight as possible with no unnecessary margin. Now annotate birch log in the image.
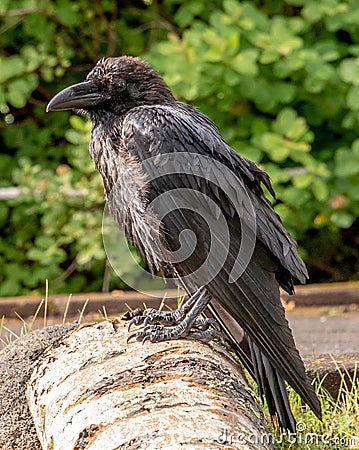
[26,320,276,450]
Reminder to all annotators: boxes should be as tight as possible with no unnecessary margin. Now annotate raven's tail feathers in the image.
[207,300,297,432]
[249,339,296,432]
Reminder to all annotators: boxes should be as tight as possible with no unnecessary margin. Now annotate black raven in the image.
[47,56,322,430]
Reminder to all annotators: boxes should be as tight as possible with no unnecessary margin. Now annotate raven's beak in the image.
[46,80,104,112]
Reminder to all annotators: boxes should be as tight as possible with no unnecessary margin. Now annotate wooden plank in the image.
[0,282,358,319]
[0,290,179,319]
[281,281,359,307]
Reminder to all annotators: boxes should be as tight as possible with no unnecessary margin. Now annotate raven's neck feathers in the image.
[90,115,162,272]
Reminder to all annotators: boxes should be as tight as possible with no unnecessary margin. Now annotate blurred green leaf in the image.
[1,0,359,294]
[0,56,25,83]
[56,0,80,26]
[174,2,204,27]
[311,179,329,202]
[330,211,354,228]
[346,85,359,110]
[232,49,259,76]
[339,58,359,84]
[335,145,359,176]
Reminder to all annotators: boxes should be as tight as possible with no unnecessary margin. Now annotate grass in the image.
[259,364,359,449]
[0,281,90,348]
[0,298,45,348]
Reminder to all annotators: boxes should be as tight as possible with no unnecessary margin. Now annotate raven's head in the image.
[47,56,175,118]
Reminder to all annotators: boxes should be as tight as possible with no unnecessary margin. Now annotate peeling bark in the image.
[26,320,275,449]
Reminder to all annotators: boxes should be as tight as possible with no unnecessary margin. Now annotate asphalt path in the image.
[287,305,359,356]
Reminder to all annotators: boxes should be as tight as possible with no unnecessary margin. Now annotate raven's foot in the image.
[127,287,220,343]
[128,307,187,330]
[127,286,205,330]
[128,319,222,344]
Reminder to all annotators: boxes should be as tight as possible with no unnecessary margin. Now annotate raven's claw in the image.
[126,288,218,344]
[128,323,222,343]
[127,316,144,332]
[128,308,168,331]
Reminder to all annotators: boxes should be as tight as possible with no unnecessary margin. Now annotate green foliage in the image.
[0,0,167,294]
[146,0,359,279]
[1,0,359,294]
[1,118,108,295]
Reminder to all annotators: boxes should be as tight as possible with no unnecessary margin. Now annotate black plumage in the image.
[47,56,322,430]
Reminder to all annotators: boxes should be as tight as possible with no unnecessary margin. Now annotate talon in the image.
[128,316,144,332]
[212,322,221,331]
[142,335,152,344]
[142,311,174,326]
[127,331,141,343]
[120,308,144,321]
[143,315,154,327]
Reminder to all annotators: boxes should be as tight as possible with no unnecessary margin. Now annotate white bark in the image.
[26,320,275,450]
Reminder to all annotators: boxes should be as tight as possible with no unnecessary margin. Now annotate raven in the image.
[47,56,322,430]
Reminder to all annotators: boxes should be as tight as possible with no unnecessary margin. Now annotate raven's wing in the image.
[119,104,321,421]
[123,103,307,287]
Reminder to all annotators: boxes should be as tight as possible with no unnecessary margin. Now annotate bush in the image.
[1,0,358,295]
[0,0,157,295]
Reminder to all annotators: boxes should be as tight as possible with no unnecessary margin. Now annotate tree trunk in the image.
[26,320,275,450]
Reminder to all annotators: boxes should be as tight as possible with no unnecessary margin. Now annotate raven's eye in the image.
[115,78,127,91]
